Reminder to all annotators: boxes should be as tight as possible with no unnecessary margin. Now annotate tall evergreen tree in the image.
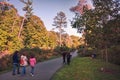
[52,11,67,47]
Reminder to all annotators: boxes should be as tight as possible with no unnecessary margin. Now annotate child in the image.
[20,52,28,76]
[29,54,36,76]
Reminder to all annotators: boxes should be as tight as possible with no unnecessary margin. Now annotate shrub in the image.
[0,55,12,71]
[78,47,95,57]
[54,46,70,54]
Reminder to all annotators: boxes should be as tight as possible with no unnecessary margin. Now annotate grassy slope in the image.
[52,57,120,80]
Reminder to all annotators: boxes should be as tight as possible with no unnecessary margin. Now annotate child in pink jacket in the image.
[29,54,36,76]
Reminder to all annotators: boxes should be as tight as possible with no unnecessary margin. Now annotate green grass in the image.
[52,57,120,80]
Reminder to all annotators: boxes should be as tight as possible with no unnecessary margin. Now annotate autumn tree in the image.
[52,11,67,47]
[70,35,80,48]
[18,0,33,38]
[0,2,23,53]
[70,0,120,64]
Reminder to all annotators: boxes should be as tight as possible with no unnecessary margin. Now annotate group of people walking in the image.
[12,50,73,77]
[12,51,36,76]
[62,51,72,65]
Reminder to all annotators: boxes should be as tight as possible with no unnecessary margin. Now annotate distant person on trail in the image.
[62,51,67,64]
[12,51,20,75]
[91,53,96,59]
[29,54,36,77]
[20,52,28,76]
[66,51,72,65]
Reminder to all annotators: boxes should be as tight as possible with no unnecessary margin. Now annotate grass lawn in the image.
[51,57,120,80]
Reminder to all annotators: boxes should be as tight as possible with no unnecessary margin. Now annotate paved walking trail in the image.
[0,50,78,80]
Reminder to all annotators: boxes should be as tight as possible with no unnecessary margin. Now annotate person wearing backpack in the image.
[20,52,28,76]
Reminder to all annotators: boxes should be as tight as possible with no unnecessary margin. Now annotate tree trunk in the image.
[59,26,62,47]
[60,31,61,47]
[105,46,108,62]
[18,17,25,39]
[101,50,104,59]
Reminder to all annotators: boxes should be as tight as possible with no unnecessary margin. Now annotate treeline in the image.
[0,2,81,55]
[70,0,120,65]
[0,2,81,71]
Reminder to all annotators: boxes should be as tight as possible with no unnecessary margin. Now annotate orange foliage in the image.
[70,0,93,14]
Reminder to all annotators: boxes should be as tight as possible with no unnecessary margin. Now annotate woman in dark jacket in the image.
[67,52,72,65]
[62,51,67,64]
[12,51,20,75]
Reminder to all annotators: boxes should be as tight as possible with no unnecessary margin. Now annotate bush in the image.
[31,47,42,54]
[54,46,70,54]
[0,55,12,71]
[78,47,95,57]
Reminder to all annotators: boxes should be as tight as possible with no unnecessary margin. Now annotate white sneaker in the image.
[30,73,34,77]
[32,74,34,77]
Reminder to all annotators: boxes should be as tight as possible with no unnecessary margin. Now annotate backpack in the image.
[20,58,24,66]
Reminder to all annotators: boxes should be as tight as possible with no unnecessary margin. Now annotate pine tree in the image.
[52,11,67,47]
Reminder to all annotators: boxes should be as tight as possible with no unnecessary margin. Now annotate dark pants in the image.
[67,58,71,65]
[13,63,20,75]
[30,66,35,74]
[21,66,26,75]
[67,54,72,65]
[63,56,66,64]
